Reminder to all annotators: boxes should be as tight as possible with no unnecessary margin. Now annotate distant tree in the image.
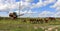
[9,11,25,19]
[9,12,18,19]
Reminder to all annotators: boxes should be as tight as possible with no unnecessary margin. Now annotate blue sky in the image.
[0,0,60,17]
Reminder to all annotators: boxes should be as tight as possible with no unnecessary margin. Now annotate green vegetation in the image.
[0,17,60,31]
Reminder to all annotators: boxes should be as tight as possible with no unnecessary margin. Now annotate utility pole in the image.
[19,0,22,16]
[19,0,24,16]
[19,2,20,16]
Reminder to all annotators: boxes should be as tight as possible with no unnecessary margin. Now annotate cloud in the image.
[19,0,56,10]
[39,10,60,17]
[0,0,56,12]
[49,0,60,17]
[31,0,56,8]
[15,10,37,15]
[50,0,60,10]
[23,0,33,2]
[43,0,56,6]
[39,11,54,17]
[0,0,19,12]
[53,11,60,17]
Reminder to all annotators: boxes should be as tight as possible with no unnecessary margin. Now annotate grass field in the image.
[0,18,60,31]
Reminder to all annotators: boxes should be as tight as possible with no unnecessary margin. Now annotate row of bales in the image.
[29,17,56,24]
[20,17,56,24]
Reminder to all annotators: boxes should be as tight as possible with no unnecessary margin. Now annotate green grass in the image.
[0,18,60,31]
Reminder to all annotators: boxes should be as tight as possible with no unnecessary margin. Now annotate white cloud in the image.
[0,0,19,12]
[24,0,33,2]
[49,0,60,17]
[31,2,43,8]
[0,4,7,10]
[18,0,56,10]
[20,0,57,13]
[39,10,60,17]
[15,10,37,15]
[0,0,56,12]
[18,0,32,12]
[39,11,54,17]
[50,0,60,10]
[53,11,60,17]
[27,10,37,14]
[43,0,56,6]
[19,10,37,17]
[31,0,56,8]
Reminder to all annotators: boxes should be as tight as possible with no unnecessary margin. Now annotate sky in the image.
[0,0,60,18]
